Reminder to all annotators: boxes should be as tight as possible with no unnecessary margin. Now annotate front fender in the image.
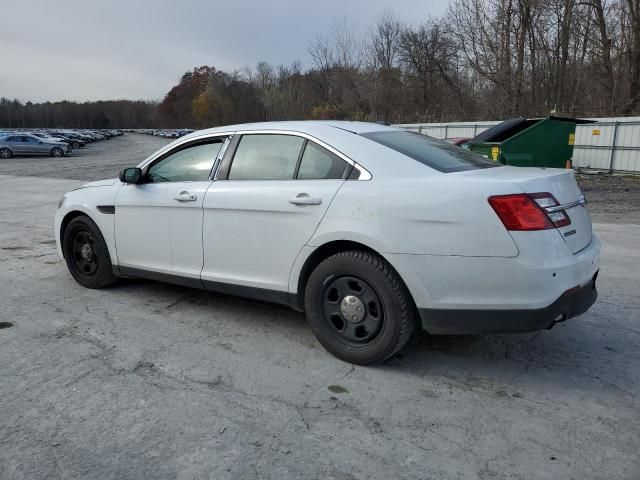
[55,184,121,265]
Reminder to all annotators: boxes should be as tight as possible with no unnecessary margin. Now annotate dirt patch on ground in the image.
[576,173,640,224]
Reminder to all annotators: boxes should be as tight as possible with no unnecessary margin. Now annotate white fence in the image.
[573,121,640,172]
[394,118,640,173]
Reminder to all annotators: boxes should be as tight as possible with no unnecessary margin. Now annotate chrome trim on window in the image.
[353,164,372,180]
[226,129,372,181]
[137,131,236,169]
[210,136,232,180]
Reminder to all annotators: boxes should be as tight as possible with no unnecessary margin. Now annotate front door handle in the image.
[174,191,197,202]
[289,193,322,206]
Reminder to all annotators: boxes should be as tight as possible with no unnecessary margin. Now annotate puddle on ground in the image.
[0,322,14,329]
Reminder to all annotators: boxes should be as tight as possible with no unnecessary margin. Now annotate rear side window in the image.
[361,130,497,173]
[229,134,304,180]
[297,141,347,179]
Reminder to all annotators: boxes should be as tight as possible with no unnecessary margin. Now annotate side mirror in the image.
[119,167,142,184]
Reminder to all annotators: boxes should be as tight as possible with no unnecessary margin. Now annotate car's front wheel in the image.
[0,148,12,159]
[72,141,80,149]
[62,216,118,289]
[304,250,416,365]
[51,147,64,157]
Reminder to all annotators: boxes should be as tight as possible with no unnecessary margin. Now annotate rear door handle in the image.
[289,193,322,206]
[174,191,197,202]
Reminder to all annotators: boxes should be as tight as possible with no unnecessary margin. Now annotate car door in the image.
[201,132,350,296]
[6,136,26,154]
[114,136,228,282]
[23,135,47,154]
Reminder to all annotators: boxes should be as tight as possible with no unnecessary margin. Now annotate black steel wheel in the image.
[70,230,99,276]
[322,275,384,344]
[62,216,118,289]
[305,250,417,365]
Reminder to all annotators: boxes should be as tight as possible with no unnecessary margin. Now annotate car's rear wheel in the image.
[304,250,416,365]
[62,216,118,289]
[72,141,80,149]
[0,148,12,159]
[51,147,64,157]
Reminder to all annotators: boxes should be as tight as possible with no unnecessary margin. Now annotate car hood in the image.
[74,178,118,190]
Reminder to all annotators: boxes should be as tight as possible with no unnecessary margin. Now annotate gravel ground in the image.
[0,135,639,479]
[576,173,640,224]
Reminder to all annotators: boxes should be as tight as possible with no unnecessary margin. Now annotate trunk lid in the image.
[460,166,592,253]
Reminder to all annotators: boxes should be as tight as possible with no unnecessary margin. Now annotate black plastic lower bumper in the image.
[419,271,598,335]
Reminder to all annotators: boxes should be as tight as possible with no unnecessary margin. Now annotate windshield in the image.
[361,130,498,173]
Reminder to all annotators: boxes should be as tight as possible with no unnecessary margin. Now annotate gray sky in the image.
[1,0,449,102]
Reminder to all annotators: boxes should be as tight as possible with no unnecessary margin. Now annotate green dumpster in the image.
[464,116,593,168]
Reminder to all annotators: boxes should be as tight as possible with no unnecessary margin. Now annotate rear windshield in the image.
[361,130,498,173]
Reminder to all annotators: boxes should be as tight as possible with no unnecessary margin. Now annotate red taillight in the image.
[488,194,554,231]
[489,192,572,231]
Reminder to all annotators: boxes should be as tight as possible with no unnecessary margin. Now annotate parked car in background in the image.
[55,121,599,365]
[49,132,86,149]
[31,132,77,150]
[0,133,70,158]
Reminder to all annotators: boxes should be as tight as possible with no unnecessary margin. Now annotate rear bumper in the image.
[419,271,598,335]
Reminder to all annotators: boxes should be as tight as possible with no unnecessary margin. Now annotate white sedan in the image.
[55,121,600,364]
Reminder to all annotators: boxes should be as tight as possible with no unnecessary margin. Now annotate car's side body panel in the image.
[309,177,521,257]
[113,181,212,278]
[201,178,344,292]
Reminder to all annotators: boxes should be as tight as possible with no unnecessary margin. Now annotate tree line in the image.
[3,0,640,129]
[0,98,157,129]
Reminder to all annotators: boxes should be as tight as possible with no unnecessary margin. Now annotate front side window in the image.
[228,134,304,180]
[146,141,223,183]
[297,141,348,179]
[24,136,39,144]
[361,130,498,173]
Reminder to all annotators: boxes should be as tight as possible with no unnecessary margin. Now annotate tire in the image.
[0,148,12,159]
[72,141,80,149]
[62,216,118,289]
[51,147,64,157]
[304,250,416,365]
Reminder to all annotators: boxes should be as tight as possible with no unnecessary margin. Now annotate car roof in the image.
[189,120,398,138]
